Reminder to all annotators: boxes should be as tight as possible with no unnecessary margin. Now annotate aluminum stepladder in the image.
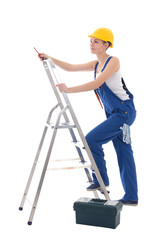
[19,58,110,225]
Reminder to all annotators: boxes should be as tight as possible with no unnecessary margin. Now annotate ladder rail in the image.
[46,103,60,124]
[28,105,69,224]
[19,125,48,211]
[19,103,61,210]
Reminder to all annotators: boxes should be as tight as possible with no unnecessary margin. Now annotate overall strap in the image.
[101,56,112,72]
[94,62,99,80]
[93,56,112,109]
[94,56,113,79]
[94,62,103,108]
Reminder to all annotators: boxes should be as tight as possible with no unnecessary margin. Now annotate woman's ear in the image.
[104,42,109,50]
[105,41,111,50]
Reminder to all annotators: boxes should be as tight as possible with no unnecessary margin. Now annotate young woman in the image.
[39,28,138,205]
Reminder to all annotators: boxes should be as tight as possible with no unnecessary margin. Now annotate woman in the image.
[39,28,138,205]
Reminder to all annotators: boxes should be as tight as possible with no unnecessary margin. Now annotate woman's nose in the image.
[90,42,94,47]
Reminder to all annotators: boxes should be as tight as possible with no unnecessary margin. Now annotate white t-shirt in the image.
[97,68,130,100]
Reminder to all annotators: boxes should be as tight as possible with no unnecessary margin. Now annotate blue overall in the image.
[85,57,138,201]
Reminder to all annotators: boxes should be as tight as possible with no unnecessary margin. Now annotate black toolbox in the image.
[73,197,123,229]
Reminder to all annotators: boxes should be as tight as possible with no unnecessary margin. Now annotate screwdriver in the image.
[34,47,46,60]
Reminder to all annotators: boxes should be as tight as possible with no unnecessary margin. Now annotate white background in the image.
[0,0,160,239]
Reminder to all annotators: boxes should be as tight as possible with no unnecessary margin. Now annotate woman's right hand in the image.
[38,53,50,61]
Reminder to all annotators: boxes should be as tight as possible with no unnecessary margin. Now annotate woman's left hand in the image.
[56,83,69,93]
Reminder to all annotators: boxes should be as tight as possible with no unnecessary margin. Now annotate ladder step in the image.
[73,141,85,149]
[47,122,76,129]
[47,164,91,171]
[51,158,81,162]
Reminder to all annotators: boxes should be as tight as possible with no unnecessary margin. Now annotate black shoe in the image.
[86,183,109,191]
[86,183,101,191]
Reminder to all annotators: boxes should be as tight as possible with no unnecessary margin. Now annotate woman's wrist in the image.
[67,87,71,93]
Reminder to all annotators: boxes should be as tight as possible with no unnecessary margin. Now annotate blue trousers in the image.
[85,113,138,201]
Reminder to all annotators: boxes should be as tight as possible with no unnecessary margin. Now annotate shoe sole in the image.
[122,202,138,206]
[86,185,109,192]
[86,187,101,191]
[119,200,138,206]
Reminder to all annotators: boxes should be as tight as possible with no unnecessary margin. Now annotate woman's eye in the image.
[90,39,99,43]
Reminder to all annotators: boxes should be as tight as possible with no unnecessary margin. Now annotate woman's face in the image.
[90,37,107,54]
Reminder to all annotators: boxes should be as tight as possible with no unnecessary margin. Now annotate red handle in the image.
[34,47,40,55]
[94,90,103,109]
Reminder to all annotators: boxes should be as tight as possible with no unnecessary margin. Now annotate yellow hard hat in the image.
[88,28,114,48]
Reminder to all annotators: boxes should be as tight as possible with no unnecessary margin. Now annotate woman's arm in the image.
[57,57,120,93]
[39,53,97,72]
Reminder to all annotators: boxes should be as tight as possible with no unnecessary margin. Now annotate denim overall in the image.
[85,56,138,201]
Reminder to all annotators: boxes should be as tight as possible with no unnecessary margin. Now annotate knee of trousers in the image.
[85,132,96,146]
[85,133,102,153]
